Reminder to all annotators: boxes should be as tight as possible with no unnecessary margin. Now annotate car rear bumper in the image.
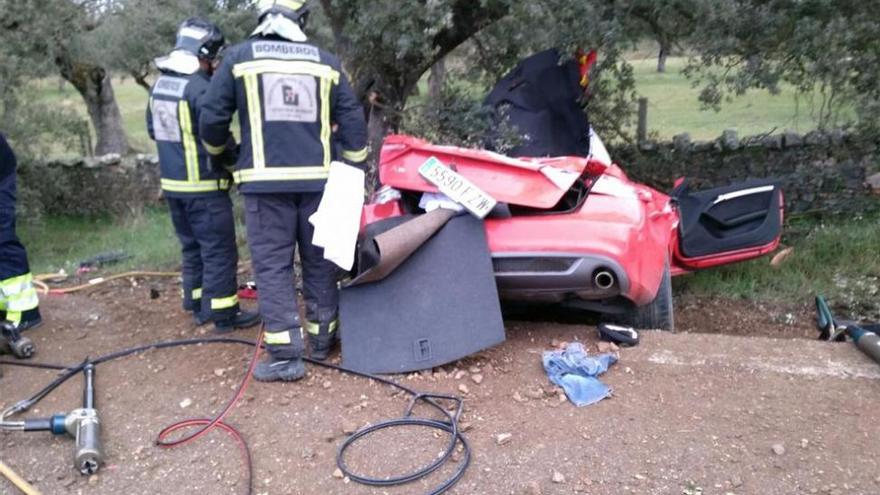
[492,253,630,302]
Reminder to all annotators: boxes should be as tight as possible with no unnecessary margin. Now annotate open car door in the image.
[672,179,784,271]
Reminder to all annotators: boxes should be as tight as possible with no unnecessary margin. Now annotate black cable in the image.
[90,337,258,366]
[1,337,471,495]
[1,338,257,416]
[313,360,471,493]
[1,360,88,419]
[0,360,68,371]
[336,392,471,495]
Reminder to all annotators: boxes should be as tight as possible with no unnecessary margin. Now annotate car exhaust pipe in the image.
[593,270,616,291]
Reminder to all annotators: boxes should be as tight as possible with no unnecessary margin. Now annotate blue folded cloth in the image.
[542,342,618,407]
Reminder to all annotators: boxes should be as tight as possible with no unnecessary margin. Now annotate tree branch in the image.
[428,0,509,69]
[130,68,152,92]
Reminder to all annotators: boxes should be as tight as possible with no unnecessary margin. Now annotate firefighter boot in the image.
[192,298,211,326]
[253,328,306,382]
[193,311,211,327]
[214,310,261,334]
[307,320,339,362]
[9,308,42,333]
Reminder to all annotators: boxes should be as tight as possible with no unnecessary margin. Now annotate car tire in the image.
[625,261,674,331]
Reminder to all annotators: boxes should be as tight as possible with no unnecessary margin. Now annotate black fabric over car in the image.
[676,179,783,259]
[484,48,590,158]
[339,214,506,374]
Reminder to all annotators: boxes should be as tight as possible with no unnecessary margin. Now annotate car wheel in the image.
[625,261,674,331]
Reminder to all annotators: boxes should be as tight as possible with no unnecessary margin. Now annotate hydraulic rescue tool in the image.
[12,363,103,475]
[816,296,880,366]
[1,336,472,495]
[0,320,36,359]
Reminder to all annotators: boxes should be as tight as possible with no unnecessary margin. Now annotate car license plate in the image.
[419,157,497,218]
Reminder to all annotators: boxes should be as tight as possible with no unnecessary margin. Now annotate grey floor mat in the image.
[340,214,506,374]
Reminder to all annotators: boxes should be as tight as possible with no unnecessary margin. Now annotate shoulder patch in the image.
[152,76,190,99]
[252,41,321,62]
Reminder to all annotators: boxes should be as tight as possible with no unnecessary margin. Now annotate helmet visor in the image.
[175,25,211,55]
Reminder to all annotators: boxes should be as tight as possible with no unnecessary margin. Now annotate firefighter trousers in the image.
[244,192,339,360]
[0,172,39,325]
[167,195,240,321]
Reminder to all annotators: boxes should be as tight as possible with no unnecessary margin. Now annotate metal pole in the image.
[637,98,648,143]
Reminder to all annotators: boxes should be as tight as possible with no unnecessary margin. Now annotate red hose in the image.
[155,327,264,495]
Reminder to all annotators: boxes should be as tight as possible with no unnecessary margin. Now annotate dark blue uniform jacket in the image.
[199,37,368,194]
[147,70,231,197]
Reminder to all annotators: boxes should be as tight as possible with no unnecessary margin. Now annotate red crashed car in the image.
[362,133,784,331]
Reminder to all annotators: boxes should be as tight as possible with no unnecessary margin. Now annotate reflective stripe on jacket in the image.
[147,71,231,197]
[199,37,368,194]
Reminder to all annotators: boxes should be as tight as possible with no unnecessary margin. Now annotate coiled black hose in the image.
[0,337,470,495]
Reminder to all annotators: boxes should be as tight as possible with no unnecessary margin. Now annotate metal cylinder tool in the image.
[0,320,35,359]
[72,364,102,475]
[847,326,880,366]
[816,296,880,367]
[16,364,103,475]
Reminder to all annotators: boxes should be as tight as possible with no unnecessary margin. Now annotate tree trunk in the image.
[365,97,403,194]
[57,60,130,155]
[428,58,447,103]
[657,43,669,73]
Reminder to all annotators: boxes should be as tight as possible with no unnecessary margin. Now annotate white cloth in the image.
[154,50,201,75]
[310,162,366,271]
[588,127,612,166]
[419,192,465,213]
[251,14,308,42]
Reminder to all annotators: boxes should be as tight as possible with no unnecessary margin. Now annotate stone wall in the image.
[18,154,162,217]
[15,129,880,218]
[611,129,880,214]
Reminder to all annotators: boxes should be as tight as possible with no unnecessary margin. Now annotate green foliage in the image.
[0,14,87,161]
[5,0,880,156]
[0,0,137,154]
[0,75,86,162]
[625,0,698,48]
[319,0,511,119]
[677,212,880,320]
[90,0,257,88]
[683,0,880,131]
[402,82,521,152]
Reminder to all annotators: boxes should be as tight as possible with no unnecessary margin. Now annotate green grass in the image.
[18,200,251,276]
[629,57,853,140]
[18,207,180,275]
[675,212,880,315]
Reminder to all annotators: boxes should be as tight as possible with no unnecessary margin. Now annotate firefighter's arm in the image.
[331,72,369,169]
[145,97,155,141]
[192,80,237,171]
[198,54,237,158]
[0,133,16,180]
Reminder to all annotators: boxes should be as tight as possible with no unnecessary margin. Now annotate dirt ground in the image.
[2,280,879,495]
